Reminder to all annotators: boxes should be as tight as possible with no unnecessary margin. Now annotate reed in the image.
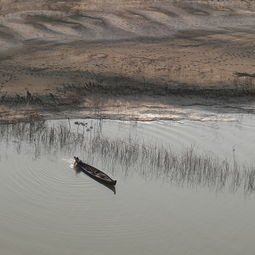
[0,120,254,193]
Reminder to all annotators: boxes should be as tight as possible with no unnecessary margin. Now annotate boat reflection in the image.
[74,166,116,194]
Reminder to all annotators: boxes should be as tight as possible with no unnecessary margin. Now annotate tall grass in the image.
[0,120,255,193]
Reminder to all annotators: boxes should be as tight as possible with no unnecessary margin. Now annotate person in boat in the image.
[74,157,81,167]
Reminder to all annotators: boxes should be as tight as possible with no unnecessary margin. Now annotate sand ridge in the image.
[1,0,255,53]
[0,0,255,122]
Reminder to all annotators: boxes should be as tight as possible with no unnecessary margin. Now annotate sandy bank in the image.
[0,0,254,122]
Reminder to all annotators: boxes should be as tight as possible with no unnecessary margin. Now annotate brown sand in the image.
[0,0,255,122]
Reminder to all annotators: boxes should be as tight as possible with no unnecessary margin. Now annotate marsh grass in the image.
[0,91,48,106]
[0,120,255,193]
[233,73,255,95]
[1,70,255,110]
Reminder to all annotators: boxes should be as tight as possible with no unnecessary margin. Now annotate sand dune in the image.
[1,0,255,53]
[0,0,254,122]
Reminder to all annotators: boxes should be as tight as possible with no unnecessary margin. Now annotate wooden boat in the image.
[74,157,117,186]
[73,166,116,194]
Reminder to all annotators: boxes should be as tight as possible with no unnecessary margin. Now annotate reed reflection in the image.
[0,120,255,194]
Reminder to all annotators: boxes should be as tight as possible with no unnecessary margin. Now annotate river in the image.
[0,114,255,255]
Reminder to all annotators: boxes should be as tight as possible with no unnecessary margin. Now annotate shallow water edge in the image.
[1,94,255,124]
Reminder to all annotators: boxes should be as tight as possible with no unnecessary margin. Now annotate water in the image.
[0,114,255,255]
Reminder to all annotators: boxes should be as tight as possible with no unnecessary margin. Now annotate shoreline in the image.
[1,93,255,124]
[0,1,254,123]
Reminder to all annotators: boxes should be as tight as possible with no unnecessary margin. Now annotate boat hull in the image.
[74,157,117,186]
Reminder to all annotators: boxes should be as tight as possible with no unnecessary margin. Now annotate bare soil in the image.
[0,0,255,122]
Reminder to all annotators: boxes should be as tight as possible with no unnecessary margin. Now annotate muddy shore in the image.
[0,0,255,122]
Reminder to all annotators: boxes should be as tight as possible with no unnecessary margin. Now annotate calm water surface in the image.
[0,114,255,255]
